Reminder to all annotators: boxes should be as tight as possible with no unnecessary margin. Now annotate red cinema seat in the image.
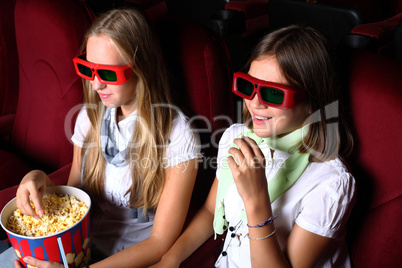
[345,50,402,267]
[154,15,233,267]
[0,0,94,191]
[0,0,19,139]
[351,12,402,59]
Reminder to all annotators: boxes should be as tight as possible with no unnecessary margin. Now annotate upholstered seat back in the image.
[346,50,402,267]
[153,16,233,267]
[154,15,234,208]
[268,0,365,47]
[11,0,94,171]
[0,0,19,136]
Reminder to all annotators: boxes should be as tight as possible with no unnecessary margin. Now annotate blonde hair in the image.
[242,25,354,162]
[79,8,176,211]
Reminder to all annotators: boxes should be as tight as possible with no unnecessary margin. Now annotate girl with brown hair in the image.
[154,25,356,268]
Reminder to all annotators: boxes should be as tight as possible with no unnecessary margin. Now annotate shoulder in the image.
[171,110,190,130]
[293,158,356,238]
[303,158,355,196]
[298,158,356,218]
[75,105,97,132]
[165,110,201,164]
[309,158,354,187]
[169,110,199,144]
[218,123,248,148]
[76,106,90,121]
[71,106,92,147]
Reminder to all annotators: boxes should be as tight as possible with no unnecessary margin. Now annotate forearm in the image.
[90,207,214,268]
[91,161,199,268]
[90,237,168,268]
[245,198,289,268]
[161,205,215,265]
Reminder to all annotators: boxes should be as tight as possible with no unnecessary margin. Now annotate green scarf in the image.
[213,126,310,236]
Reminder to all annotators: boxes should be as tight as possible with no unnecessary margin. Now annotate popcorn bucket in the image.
[0,186,91,268]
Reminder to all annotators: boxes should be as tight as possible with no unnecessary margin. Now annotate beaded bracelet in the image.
[247,214,279,228]
[247,228,277,240]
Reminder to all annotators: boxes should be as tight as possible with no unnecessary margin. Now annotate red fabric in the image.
[347,50,402,210]
[10,0,91,169]
[155,16,234,133]
[154,16,233,266]
[346,49,402,267]
[0,185,18,216]
[0,0,94,189]
[155,16,234,215]
[0,0,19,118]
[225,0,269,37]
[0,149,31,189]
[181,234,224,268]
[351,12,402,39]
[349,195,402,267]
[120,0,168,22]
[47,163,71,185]
[144,1,168,23]
[392,0,402,14]
[225,0,269,19]
[0,114,15,138]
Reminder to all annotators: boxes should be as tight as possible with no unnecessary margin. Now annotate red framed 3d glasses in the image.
[73,52,134,85]
[232,72,306,109]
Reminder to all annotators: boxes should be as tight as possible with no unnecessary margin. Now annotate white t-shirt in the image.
[72,107,201,207]
[214,124,356,268]
[71,107,201,256]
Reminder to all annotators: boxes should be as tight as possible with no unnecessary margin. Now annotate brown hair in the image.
[242,25,353,161]
[79,8,176,211]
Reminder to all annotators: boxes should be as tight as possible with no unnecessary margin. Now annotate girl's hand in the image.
[16,170,49,219]
[227,136,269,208]
[14,257,64,268]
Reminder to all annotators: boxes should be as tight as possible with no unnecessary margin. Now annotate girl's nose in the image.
[250,93,268,109]
[91,75,106,91]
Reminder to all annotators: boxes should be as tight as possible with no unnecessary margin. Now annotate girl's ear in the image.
[304,99,313,115]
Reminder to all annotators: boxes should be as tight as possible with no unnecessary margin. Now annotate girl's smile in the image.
[97,92,112,100]
[86,34,138,117]
[245,56,309,138]
[252,113,273,126]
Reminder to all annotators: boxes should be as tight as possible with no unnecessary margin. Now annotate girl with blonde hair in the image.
[10,8,201,268]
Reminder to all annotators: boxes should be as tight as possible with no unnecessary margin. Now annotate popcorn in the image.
[66,253,76,265]
[6,193,88,237]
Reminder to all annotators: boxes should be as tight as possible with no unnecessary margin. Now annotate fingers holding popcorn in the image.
[16,170,49,219]
[7,193,88,237]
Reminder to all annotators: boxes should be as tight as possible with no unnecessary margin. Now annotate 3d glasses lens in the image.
[237,77,255,96]
[77,63,93,78]
[260,87,284,105]
[98,69,117,82]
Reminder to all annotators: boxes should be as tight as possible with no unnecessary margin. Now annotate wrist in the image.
[244,193,270,214]
[244,196,272,226]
